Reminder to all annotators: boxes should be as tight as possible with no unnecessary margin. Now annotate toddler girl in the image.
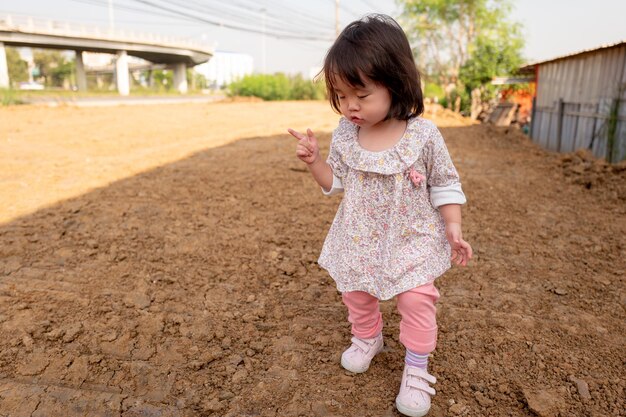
[288,14,472,417]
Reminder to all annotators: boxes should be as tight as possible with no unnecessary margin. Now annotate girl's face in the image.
[333,76,392,129]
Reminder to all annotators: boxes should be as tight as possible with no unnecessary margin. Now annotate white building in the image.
[194,50,253,89]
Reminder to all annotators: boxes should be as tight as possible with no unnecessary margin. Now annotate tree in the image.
[33,50,74,87]
[152,69,174,91]
[459,34,523,117]
[398,0,524,93]
[459,33,523,90]
[6,47,29,86]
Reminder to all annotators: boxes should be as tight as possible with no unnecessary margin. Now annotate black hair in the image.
[322,14,424,120]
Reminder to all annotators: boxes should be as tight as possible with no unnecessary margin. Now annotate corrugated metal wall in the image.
[530,44,626,162]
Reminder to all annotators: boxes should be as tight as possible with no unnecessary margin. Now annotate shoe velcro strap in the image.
[406,379,437,396]
[407,367,437,384]
[350,337,372,353]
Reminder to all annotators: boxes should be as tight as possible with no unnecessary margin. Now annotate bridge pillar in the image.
[173,62,188,94]
[0,42,9,89]
[115,50,130,96]
[74,51,87,91]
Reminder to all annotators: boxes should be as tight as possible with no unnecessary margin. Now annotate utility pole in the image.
[261,7,266,73]
[108,0,115,32]
[335,0,340,37]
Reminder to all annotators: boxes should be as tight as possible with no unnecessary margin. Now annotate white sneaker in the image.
[340,333,383,373]
[395,364,436,417]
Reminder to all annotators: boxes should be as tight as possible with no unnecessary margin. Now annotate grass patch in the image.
[1,87,222,105]
[1,89,25,106]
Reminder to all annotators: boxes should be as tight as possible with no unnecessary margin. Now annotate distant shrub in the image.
[290,74,326,100]
[440,89,471,115]
[228,73,326,101]
[152,70,174,91]
[1,89,24,106]
[424,82,445,101]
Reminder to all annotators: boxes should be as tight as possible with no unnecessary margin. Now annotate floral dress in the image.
[318,116,466,300]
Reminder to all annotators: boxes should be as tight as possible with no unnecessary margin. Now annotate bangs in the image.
[324,46,372,90]
[323,37,378,114]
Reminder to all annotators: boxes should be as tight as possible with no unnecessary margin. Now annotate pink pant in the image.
[341,283,440,353]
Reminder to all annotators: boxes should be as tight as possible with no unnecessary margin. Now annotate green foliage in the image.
[290,74,326,100]
[33,50,74,87]
[459,33,524,94]
[423,82,445,100]
[151,70,174,91]
[6,47,29,85]
[439,88,469,112]
[458,23,523,114]
[188,69,209,90]
[229,73,289,100]
[228,73,325,101]
[1,89,24,106]
[399,0,525,86]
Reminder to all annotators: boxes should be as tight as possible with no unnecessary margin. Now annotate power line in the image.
[163,0,334,38]
[179,0,334,40]
[0,7,180,26]
[236,0,334,33]
[129,0,334,41]
[69,0,204,22]
[68,0,334,41]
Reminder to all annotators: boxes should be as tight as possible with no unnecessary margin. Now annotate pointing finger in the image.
[287,128,306,141]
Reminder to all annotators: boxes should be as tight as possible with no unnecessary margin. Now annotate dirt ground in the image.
[0,101,624,417]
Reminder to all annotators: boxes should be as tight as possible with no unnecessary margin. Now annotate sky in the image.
[1,0,625,75]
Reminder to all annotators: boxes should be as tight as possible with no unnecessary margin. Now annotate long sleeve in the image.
[322,120,349,196]
[321,174,344,195]
[424,126,466,208]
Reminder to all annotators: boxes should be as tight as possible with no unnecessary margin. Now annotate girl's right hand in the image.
[287,128,320,165]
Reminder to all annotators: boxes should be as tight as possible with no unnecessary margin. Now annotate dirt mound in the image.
[424,104,475,127]
[560,149,626,201]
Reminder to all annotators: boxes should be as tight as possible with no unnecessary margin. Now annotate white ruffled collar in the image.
[334,116,427,175]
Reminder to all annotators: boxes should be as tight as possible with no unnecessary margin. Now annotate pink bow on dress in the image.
[408,168,426,187]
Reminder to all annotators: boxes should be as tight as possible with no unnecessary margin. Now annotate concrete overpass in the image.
[0,14,214,95]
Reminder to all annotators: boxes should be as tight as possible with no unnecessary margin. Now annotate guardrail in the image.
[0,13,212,52]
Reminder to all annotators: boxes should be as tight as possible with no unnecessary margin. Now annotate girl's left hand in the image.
[445,222,472,266]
